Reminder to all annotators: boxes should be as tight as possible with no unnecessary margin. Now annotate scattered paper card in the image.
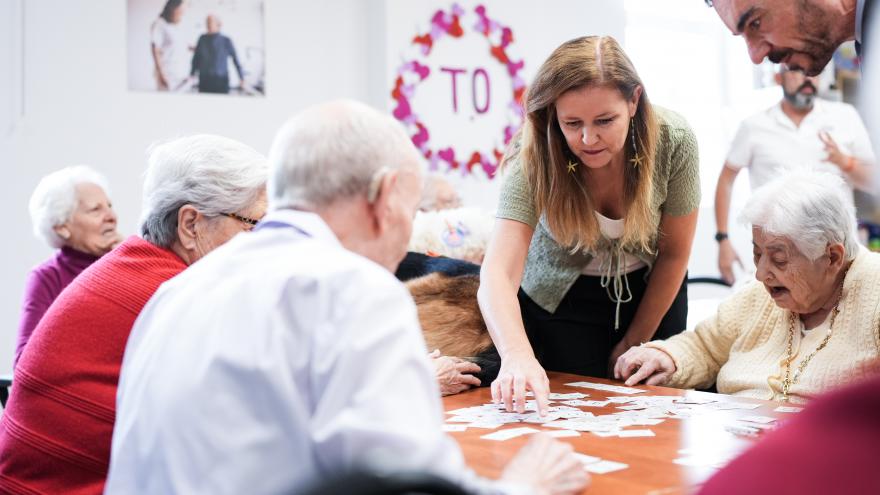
[446,416,475,423]
[617,429,655,438]
[468,422,505,429]
[616,404,650,411]
[724,423,761,437]
[566,381,646,395]
[591,430,622,438]
[675,396,718,405]
[574,453,602,465]
[586,460,629,474]
[630,418,665,426]
[549,392,590,400]
[547,430,581,438]
[739,415,777,424]
[674,456,717,468]
[442,424,468,432]
[708,402,761,411]
[480,427,539,441]
[774,406,803,413]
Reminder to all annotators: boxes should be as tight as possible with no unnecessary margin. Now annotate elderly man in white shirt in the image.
[105,100,589,495]
[714,64,875,284]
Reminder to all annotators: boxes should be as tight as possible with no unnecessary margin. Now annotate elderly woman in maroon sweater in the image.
[0,134,268,495]
[15,166,121,367]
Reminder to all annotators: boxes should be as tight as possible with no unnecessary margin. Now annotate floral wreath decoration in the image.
[391,4,526,179]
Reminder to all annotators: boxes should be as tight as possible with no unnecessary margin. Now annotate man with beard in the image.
[703,0,872,76]
[714,65,874,284]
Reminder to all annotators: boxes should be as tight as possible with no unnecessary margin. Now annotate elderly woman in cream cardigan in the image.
[615,170,880,403]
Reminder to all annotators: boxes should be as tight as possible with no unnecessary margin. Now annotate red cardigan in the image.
[0,236,186,495]
[699,373,880,494]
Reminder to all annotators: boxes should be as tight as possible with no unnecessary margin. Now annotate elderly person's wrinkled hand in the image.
[429,349,481,396]
[614,346,676,387]
[500,433,590,495]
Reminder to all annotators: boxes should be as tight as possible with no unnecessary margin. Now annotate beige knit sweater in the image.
[646,249,880,404]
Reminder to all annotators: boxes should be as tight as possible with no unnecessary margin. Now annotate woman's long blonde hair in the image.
[509,35,659,253]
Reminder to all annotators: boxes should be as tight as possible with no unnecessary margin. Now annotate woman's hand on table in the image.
[492,351,550,415]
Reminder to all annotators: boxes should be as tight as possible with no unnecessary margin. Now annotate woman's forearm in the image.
[477,275,533,359]
[623,250,690,345]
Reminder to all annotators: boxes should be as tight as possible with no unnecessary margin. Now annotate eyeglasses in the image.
[223,212,260,228]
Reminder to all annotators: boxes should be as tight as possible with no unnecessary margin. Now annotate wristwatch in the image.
[715,232,729,242]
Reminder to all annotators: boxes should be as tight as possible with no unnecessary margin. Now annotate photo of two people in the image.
[127,0,266,96]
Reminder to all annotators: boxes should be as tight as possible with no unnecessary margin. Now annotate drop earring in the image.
[629,117,644,168]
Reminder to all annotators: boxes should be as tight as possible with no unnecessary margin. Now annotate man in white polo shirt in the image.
[714,65,875,284]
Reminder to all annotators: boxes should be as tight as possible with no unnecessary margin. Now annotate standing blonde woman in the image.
[479,36,700,413]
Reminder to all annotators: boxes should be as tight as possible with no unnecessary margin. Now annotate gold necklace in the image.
[780,267,849,402]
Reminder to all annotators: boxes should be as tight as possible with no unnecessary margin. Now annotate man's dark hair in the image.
[159,0,183,22]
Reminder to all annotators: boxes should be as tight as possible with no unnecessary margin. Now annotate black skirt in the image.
[518,266,687,378]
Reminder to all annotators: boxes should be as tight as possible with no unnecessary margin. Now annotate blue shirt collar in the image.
[255,208,341,247]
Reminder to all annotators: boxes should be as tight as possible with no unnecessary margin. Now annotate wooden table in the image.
[443,372,792,494]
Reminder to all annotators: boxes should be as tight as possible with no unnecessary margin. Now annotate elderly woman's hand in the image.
[430,349,481,396]
[613,346,676,387]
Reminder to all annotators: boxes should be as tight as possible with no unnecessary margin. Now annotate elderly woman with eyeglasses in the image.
[0,135,267,495]
[616,170,880,404]
[16,166,122,367]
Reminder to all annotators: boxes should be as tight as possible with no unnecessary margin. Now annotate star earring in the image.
[629,117,644,168]
[567,160,578,173]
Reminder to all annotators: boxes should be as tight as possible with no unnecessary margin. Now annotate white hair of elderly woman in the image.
[139,134,268,248]
[739,169,860,261]
[408,207,494,264]
[28,165,111,249]
[267,99,423,210]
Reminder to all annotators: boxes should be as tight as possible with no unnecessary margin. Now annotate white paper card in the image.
[442,424,468,432]
[566,381,647,395]
[586,460,629,474]
[739,415,777,424]
[546,430,581,438]
[549,392,589,400]
[574,453,602,465]
[618,429,655,438]
[774,406,803,413]
[480,427,539,441]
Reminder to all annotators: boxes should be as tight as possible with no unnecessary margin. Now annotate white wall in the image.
[0,0,627,374]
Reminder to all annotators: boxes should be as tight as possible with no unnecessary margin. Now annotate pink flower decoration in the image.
[390,4,525,179]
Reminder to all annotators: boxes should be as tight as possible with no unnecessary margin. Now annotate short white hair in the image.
[140,134,268,248]
[739,170,859,261]
[419,173,461,211]
[28,165,111,249]
[408,207,494,264]
[267,99,423,210]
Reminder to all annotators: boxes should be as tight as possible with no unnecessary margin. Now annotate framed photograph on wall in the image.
[127,0,265,96]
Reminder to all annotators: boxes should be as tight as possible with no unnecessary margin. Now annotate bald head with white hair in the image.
[267,99,424,271]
